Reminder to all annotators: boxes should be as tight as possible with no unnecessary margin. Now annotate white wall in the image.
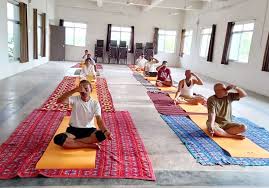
[55,0,184,66]
[0,0,55,80]
[181,0,269,97]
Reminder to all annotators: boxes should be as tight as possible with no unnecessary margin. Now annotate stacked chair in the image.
[118,41,128,65]
[134,43,143,64]
[94,40,104,63]
[108,40,118,64]
[144,42,154,60]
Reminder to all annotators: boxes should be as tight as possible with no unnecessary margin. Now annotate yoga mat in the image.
[18,112,155,180]
[36,116,96,169]
[144,76,157,81]
[169,93,176,99]
[189,115,269,158]
[179,103,208,114]
[159,86,177,92]
[169,93,207,106]
[161,115,269,166]
[147,91,188,116]
[150,81,177,92]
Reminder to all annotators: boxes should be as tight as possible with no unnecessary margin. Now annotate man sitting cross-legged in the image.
[54,80,112,149]
[156,61,173,87]
[174,70,206,105]
[207,83,247,139]
[80,58,96,81]
[135,55,147,71]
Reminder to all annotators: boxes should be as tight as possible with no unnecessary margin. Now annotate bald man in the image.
[207,83,247,139]
[174,70,206,105]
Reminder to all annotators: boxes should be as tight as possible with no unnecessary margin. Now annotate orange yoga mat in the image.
[169,93,176,99]
[169,93,208,113]
[75,77,80,86]
[149,81,177,92]
[36,116,97,169]
[144,76,157,81]
[189,115,269,158]
[179,103,208,114]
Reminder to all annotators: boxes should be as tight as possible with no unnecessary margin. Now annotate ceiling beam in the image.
[143,0,165,12]
[97,0,103,7]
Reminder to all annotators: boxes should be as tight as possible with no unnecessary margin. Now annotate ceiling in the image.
[89,0,221,11]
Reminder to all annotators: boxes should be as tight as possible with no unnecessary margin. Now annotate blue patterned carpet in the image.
[161,115,269,166]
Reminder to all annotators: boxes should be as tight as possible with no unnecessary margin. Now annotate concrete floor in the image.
[1,62,269,187]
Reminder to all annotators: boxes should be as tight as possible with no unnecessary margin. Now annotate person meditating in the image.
[54,80,112,149]
[144,56,159,77]
[135,55,147,71]
[207,83,247,139]
[156,61,173,87]
[174,70,205,105]
[80,58,96,81]
[82,50,89,61]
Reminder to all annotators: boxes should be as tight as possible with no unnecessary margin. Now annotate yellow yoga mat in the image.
[87,75,96,82]
[149,81,177,92]
[36,116,97,169]
[189,115,269,158]
[169,93,176,99]
[179,103,208,114]
[144,76,157,81]
[150,80,156,85]
[75,77,80,87]
[159,86,177,92]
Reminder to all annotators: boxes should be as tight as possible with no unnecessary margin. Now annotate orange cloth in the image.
[189,115,269,158]
[36,116,97,169]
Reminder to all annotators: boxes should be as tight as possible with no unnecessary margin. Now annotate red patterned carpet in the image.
[96,78,115,112]
[0,111,155,180]
[40,76,77,112]
[0,110,66,179]
[0,62,156,180]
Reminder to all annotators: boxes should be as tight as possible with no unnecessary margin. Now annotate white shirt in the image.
[89,57,96,65]
[69,96,101,128]
[180,80,194,97]
[80,64,96,79]
[136,58,148,68]
[147,60,159,72]
[82,56,96,65]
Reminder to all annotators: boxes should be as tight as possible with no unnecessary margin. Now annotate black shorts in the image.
[66,126,97,139]
[54,126,106,146]
[148,72,157,77]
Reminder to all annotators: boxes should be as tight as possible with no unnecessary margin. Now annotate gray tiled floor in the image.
[0,62,269,187]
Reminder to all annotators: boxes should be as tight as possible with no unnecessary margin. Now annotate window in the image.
[37,14,42,56]
[228,21,255,63]
[7,2,20,61]
[199,28,212,58]
[64,21,87,46]
[158,30,177,53]
[111,26,131,48]
[183,30,193,55]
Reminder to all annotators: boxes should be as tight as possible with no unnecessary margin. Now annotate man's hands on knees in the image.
[104,130,112,140]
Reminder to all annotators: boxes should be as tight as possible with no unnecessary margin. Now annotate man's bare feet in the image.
[65,132,76,139]
[88,143,101,149]
[234,134,246,140]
